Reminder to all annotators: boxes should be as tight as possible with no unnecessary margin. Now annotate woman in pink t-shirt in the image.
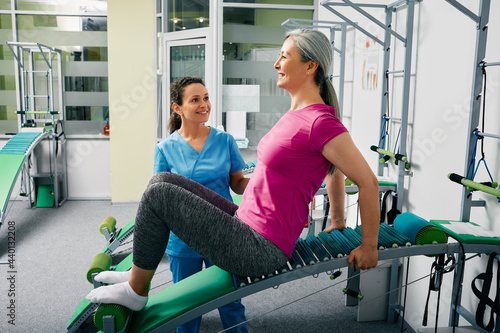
[87,29,380,312]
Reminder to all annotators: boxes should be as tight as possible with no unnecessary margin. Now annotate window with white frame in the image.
[0,0,108,135]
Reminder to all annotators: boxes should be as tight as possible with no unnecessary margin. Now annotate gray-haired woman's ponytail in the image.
[321,78,341,119]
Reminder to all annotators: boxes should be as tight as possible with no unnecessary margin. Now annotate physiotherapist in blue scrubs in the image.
[154,76,249,333]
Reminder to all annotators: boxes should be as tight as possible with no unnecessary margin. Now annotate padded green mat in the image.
[378,180,397,187]
[430,220,500,245]
[0,154,26,212]
[232,194,243,206]
[68,258,235,333]
[36,184,54,207]
[128,265,235,333]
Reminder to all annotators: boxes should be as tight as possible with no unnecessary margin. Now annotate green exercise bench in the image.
[67,254,236,333]
[0,132,45,225]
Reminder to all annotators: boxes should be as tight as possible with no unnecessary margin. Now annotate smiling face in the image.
[274,37,311,93]
[173,83,211,124]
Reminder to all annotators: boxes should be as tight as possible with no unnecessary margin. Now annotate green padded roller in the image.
[67,254,133,332]
[345,178,358,195]
[101,218,135,254]
[448,173,500,199]
[415,226,448,245]
[99,216,117,234]
[343,179,397,195]
[87,253,112,283]
[94,303,131,331]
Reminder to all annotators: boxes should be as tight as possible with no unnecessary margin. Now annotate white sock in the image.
[95,270,131,284]
[86,281,148,311]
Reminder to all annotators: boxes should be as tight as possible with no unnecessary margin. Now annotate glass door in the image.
[161,28,213,139]
[169,43,206,83]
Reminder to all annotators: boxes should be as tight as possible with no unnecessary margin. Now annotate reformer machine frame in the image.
[321,0,420,214]
[5,42,68,209]
[145,242,499,333]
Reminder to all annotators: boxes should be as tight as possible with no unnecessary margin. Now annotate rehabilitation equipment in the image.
[67,211,500,333]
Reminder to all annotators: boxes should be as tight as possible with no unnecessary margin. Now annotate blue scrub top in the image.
[154,127,245,258]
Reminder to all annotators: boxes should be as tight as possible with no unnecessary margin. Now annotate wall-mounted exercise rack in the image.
[5,42,63,131]
[444,0,500,222]
[320,0,421,214]
[4,42,68,209]
[444,2,499,331]
[281,18,350,117]
[317,1,420,326]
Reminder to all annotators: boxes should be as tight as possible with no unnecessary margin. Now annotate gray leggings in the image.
[133,172,288,277]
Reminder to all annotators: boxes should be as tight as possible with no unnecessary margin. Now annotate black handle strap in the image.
[472,252,500,332]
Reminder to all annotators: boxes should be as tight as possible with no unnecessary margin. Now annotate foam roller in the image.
[393,212,447,245]
[99,216,117,234]
[87,253,112,283]
[415,226,448,245]
[94,303,131,331]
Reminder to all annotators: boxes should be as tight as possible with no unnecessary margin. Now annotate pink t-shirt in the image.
[236,104,348,257]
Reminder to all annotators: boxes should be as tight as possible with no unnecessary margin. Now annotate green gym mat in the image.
[0,154,27,213]
[36,184,54,208]
[67,257,234,333]
[232,194,243,206]
[128,265,235,333]
[430,220,500,245]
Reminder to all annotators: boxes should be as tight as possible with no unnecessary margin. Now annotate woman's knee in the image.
[149,171,175,186]
[149,172,195,190]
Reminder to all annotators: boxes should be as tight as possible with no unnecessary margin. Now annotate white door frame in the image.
[161,28,216,139]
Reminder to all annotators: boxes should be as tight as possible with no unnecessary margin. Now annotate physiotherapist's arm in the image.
[229,170,249,195]
[153,146,169,174]
[227,135,249,195]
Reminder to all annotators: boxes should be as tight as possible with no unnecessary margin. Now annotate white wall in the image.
[0,136,111,202]
[321,1,499,330]
[66,138,111,200]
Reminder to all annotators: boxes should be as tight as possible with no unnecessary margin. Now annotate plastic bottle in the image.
[103,119,110,136]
